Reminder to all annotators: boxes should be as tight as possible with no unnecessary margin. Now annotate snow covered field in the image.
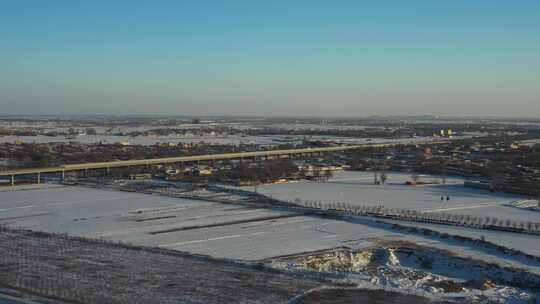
[241,171,538,224]
[0,183,539,272]
[0,118,479,146]
[0,134,458,146]
[0,185,392,259]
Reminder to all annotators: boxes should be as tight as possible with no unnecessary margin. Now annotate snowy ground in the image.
[0,118,479,147]
[239,171,538,225]
[1,183,539,276]
[0,185,389,259]
[0,134,460,146]
[270,243,540,303]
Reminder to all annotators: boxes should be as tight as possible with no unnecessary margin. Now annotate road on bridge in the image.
[0,141,446,181]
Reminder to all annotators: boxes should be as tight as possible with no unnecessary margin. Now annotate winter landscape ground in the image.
[1,170,539,303]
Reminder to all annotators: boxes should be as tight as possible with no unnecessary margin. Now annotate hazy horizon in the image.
[2,1,540,117]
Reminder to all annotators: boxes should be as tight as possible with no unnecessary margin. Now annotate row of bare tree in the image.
[291,200,540,234]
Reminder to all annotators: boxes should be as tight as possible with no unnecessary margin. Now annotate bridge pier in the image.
[11,175,14,187]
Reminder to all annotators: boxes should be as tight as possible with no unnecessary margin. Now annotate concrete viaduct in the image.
[0,141,445,186]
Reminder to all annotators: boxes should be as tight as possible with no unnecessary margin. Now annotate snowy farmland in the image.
[1,183,539,273]
[0,185,394,259]
[0,134,457,146]
[239,171,538,225]
[2,184,540,304]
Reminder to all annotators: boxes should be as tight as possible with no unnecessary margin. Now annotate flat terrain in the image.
[1,183,539,273]
[1,177,539,303]
[242,171,537,225]
[0,133,458,146]
[0,227,320,304]
[0,185,394,259]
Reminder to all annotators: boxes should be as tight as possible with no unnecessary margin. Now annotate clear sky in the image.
[1,1,539,117]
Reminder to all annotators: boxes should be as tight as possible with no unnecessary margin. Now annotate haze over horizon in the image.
[1,1,539,117]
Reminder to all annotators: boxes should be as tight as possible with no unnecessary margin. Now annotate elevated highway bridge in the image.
[0,141,446,186]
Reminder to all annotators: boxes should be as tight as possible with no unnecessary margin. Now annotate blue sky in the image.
[1,1,539,116]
